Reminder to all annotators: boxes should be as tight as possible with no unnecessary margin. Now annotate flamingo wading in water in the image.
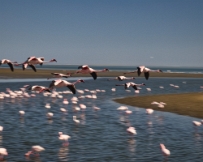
[74,65,109,80]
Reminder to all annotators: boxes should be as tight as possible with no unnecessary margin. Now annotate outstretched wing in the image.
[49,80,56,89]
[144,72,149,80]
[132,85,138,90]
[7,63,14,72]
[90,72,97,80]
[137,66,145,76]
[29,64,37,72]
[67,85,76,94]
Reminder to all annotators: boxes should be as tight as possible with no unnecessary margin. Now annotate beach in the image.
[1,68,203,79]
[114,92,203,119]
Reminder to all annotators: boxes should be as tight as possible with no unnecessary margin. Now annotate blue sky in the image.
[0,0,203,67]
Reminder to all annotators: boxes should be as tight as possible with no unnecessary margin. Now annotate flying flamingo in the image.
[58,132,71,146]
[17,56,57,72]
[125,66,162,80]
[116,82,146,90]
[27,85,51,93]
[47,72,72,80]
[25,145,45,157]
[49,79,84,94]
[0,148,8,160]
[107,76,135,81]
[74,65,109,80]
[160,143,170,157]
[0,59,17,72]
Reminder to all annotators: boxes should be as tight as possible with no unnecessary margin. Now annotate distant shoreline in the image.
[1,68,203,79]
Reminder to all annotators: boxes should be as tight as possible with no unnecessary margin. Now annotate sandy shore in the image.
[114,92,203,119]
[1,68,203,79]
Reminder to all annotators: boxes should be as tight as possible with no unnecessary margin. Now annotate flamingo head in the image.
[104,68,109,71]
[132,77,135,79]
[142,83,146,86]
[78,79,85,83]
[158,69,163,72]
[50,59,57,62]
[25,151,32,156]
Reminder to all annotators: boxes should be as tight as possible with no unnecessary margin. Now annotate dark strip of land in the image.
[114,92,203,119]
[1,68,203,79]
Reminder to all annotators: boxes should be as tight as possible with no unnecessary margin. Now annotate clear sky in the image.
[0,0,203,67]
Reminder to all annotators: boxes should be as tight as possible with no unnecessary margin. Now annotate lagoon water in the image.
[0,77,203,161]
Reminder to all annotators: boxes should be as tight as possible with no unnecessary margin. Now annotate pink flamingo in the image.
[25,145,45,157]
[47,72,72,80]
[125,66,162,80]
[17,56,56,72]
[160,143,170,157]
[0,59,17,72]
[58,132,71,146]
[74,65,109,80]
[0,148,8,160]
[49,79,84,94]
[116,82,145,90]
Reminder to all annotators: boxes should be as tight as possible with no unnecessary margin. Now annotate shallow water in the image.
[0,77,203,161]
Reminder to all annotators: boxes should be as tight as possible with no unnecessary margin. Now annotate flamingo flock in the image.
[1,57,201,160]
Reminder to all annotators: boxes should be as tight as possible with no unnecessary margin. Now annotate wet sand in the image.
[1,68,203,79]
[114,92,203,119]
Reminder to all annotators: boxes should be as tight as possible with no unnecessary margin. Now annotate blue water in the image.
[0,77,203,161]
[1,64,203,74]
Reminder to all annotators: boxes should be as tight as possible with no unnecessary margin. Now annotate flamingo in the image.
[146,109,154,114]
[47,72,72,80]
[0,148,8,160]
[0,59,17,72]
[116,82,146,90]
[27,85,51,93]
[127,127,137,135]
[160,143,170,157]
[25,145,45,157]
[74,65,109,80]
[17,56,57,72]
[73,116,80,123]
[107,76,135,81]
[58,132,71,146]
[49,79,84,94]
[193,121,202,127]
[46,112,54,120]
[125,66,162,80]
[19,110,25,117]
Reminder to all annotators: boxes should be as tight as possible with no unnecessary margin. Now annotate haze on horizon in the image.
[0,0,203,67]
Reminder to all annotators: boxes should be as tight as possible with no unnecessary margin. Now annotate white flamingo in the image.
[125,66,162,80]
[160,143,170,157]
[58,132,71,146]
[107,76,135,81]
[47,72,72,80]
[25,145,45,157]
[0,148,8,160]
[18,56,57,72]
[27,85,51,93]
[74,65,109,80]
[0,59,17,72]
[116,82,146,90]
[49,79,84,94]
[127,127,137,135]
